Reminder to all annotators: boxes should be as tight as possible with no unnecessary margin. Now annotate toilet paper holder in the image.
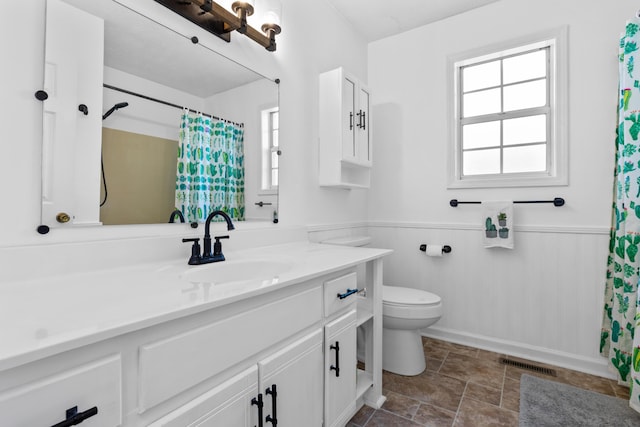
[419,244,452,254]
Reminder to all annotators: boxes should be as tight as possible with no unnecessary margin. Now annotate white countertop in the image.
[0,241,391,372]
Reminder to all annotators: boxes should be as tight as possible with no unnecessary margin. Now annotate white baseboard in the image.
[422,326,616,380]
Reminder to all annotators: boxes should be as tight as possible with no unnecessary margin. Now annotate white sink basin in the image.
[180,259,293,286]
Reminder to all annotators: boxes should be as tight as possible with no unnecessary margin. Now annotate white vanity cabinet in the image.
[0,243,389,427]
[257,330,324,426]
[150,330,323,427]
[0,355,122,427]
[324,310,357,427]
[147,365,259,427]
[319,67,372,189]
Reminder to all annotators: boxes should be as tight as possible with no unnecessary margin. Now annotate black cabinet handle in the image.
[330,341,341,377]
[356,110,362,128]
[50,406,98,427]
[265,384,277,426]
[251,393,264,427]
[361,111,366,130]
[337,288,358,300]
[349,112,354,130]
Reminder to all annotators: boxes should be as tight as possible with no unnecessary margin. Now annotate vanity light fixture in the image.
[154,0,282,51]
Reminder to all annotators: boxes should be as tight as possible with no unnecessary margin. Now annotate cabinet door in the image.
[341,76,357,160]
[356,85,371,165]
[42,0,104,227]
[258,330,323,427]
[325,310,357,427]
[148,366,259,427]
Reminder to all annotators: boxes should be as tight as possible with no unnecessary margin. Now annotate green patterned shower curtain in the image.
[601,19,640,413]
[175,110,245,223]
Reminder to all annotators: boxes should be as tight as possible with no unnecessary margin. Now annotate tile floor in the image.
[348,337,630,426]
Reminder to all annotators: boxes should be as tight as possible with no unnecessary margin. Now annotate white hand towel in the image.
[482,201,514,249]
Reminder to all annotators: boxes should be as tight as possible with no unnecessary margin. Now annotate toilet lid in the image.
[383,286,441,306]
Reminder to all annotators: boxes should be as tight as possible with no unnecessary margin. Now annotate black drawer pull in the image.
[265,384,277,426]
[330,341,340,377]
[51,406,98,427]
[337,288,357,300]
[251,393,264,427]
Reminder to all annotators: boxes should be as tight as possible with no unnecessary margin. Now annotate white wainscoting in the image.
[367,222,613,378]
[308,222,614,378]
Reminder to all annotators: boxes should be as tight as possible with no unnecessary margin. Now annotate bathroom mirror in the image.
[40,0,279,229]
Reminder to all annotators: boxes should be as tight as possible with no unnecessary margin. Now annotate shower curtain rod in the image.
[103,83,244,127]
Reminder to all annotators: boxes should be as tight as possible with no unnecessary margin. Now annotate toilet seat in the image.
[382,285,442,319]
[383,285,441,305]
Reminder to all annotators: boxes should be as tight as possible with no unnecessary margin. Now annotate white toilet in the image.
[383,285,442,376]
[321,236,443,376]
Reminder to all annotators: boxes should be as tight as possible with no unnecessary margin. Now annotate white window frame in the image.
[260,106,279,194]
[447,27,568,188]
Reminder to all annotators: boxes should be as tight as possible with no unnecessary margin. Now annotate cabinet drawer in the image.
[0,355,122,427]
[324,272,358,317]
[139,286,322,411]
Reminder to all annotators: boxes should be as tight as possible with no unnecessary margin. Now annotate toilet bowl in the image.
[321,236,443,377]
[382,285,442,376]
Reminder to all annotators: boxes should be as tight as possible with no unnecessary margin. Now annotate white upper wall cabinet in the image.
[319,68,372,188]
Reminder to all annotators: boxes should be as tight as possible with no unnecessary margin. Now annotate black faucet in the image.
[182,210,235,265]
[168,209,185,223]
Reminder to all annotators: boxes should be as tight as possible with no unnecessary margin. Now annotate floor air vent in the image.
[499,358,557,377]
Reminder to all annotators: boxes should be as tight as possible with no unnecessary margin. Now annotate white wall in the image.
[0,0,370,252]
[367,0,635,376]
[205,79,279,221]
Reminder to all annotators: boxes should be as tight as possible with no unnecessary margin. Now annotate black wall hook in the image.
[35,90,49,101]
[78,104,89,115]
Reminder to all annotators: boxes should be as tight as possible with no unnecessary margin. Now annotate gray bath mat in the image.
[519,374,640,426]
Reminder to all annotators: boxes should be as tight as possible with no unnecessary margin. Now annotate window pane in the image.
[503,114,546,145]
[503,144,547,173]
[272,169,279,186]
[272,111,279,129]
[463,121,500,149]
[463,60,500,92]
[503,50,546,84]
[463,88,501,118]
[272,129,279,147]
[463,148,500,175]
[271,151,278,168]
[503,80,546,111]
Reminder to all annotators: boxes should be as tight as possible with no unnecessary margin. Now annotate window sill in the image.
[447,174,568,189]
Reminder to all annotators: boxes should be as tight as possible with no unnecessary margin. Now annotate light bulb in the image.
[260,0,282,28]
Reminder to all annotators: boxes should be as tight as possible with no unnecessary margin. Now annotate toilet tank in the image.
[320,236,372,247]
[321,236,373,290]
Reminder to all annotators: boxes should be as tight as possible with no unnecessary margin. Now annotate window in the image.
[261,107,279,193]
[448,28,568,188]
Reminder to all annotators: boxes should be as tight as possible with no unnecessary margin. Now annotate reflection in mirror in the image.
[40,0,279,230]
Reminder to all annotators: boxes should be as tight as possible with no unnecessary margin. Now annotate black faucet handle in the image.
[212,235,229,258]
[182,238,202,265]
